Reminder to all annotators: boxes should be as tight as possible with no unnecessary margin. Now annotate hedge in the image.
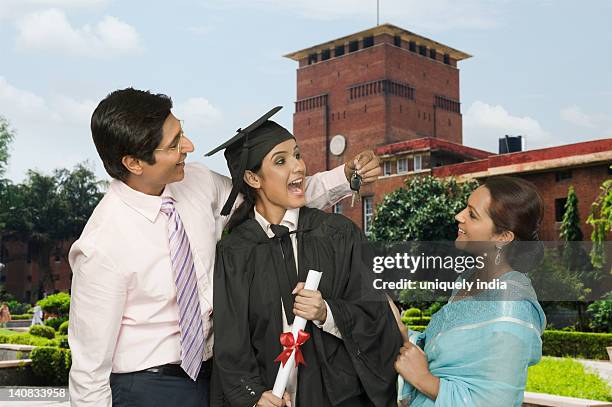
[0,333,57,347]
[404,308,422,317]
[542,330,612,360]
[405,324,612,360]
[402,316,432,326]
[31,347,71,386]
[11,314,33,320]
[58,320,69,336]
[29,325,56,339]
[37,293,70,317]
[45,316,68,331]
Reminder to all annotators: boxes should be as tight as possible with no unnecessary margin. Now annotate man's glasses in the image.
[154,120,185,154]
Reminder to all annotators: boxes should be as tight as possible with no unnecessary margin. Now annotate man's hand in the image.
[344,150,381,185]
[292,282,327,322]
[256,390,291,407]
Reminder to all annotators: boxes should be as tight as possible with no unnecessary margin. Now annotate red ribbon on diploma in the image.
[274,330,310,367]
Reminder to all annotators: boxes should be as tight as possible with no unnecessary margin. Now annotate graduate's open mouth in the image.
[287,177,304,195]
[457,227,466,236]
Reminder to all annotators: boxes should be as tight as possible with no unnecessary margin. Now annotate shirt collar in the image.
[110,179,177,223]
[254,207,300,238]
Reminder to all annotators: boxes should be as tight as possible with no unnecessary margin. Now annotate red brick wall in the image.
[1,240,73,302]
[293,40,463,176]
[519,164,610,241]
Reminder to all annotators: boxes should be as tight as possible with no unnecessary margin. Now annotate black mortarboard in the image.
[205,106,295,216]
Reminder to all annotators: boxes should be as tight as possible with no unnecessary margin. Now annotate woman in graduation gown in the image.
[209,108,403,407]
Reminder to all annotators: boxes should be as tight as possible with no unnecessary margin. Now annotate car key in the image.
[350,169,362,207]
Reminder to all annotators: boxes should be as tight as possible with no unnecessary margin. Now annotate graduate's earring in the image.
[494,244,503,266]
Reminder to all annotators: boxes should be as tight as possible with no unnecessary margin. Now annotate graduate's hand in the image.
[344,150,381,185]
[394,341,440,400]
[257,390,291,407]
[292,282,327,322]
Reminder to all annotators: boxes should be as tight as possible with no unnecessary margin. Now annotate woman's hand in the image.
[256,390,291,407]
[395,341,440,400]
[292,282,327,322]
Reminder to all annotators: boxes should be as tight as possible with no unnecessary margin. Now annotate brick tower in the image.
[284,23,472,230]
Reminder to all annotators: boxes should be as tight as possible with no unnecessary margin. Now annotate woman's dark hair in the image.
[91,88,172,181]
[483,176,544,271]
[226,163,262,232]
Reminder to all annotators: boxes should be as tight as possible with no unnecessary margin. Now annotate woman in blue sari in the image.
[394,176,546,407]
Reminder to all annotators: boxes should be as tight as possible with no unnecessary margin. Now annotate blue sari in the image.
[399,270,546,407]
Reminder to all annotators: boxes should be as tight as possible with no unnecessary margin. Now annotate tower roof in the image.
[284,23,471,62]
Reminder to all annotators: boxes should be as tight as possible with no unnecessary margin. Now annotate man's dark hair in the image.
[91,88,173,181]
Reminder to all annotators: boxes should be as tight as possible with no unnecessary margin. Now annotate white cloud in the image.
[0,76,102,181]
[560,105,596,128]
[464,100,554,152]
[209,0,502,31]
[174,97,222,129]
[15,9,142,58]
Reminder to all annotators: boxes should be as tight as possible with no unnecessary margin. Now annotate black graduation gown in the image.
[211,207,402,407]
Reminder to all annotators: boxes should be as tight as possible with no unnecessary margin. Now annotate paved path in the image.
[578,358,612,386]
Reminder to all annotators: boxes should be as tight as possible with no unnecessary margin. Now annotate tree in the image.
[587,172,612,271]
[558,186,595,330]
[371,175,478,242]
[560,186,583,242]
[0,163,104,299]
[371,175,478,310]
[0,115,16,177]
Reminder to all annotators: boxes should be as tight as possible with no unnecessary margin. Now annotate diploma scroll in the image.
[272,269,322,398]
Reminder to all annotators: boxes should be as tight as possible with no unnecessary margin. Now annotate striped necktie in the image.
[160,198,204,380]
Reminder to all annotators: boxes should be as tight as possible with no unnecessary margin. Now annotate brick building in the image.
[0,240,72,303]
[284,23,612,240]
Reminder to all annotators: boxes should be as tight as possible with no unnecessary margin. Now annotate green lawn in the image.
[527,357,612,401]
[0,328,20,336]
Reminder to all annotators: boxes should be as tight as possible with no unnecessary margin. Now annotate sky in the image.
[0,0,611,182]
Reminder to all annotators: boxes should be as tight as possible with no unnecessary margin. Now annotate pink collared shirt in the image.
[68,162,350,406]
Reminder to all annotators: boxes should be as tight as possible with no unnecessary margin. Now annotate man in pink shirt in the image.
[68,88,381,407]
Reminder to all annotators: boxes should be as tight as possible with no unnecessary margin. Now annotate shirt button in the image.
[250,391,256,396]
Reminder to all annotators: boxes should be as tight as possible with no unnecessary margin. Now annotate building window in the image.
[349,40,359,53]
[429,49,437,60]
[308,53,318,65]
[363,36,374,48]
[397,158,408,173]
[335,45,345,57]
[363,197,373,235]
[444,53,450,65]
[321,49,331,61]
[413,155,422,171]
[419,45,427,56]
[383,161,392,176]
[332,203,343,215]
[555,170,573,182]
[394,35,401,47]
[409,41,416,52]
[555,198,567,222]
